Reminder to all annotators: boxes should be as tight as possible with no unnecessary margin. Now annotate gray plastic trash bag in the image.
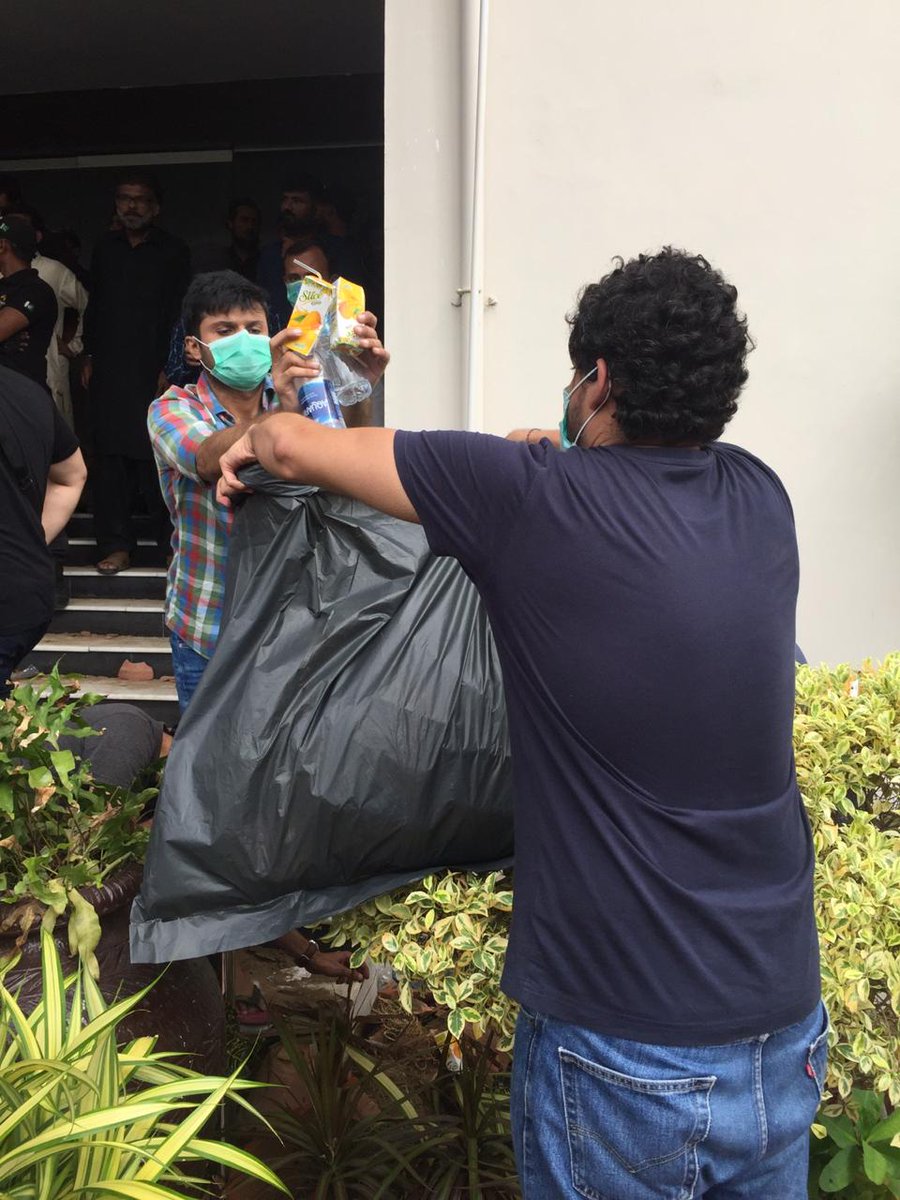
[130,469,512,963]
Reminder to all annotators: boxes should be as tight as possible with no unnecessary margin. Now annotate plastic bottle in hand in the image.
[296,374,346,429]
[296,313,371,427]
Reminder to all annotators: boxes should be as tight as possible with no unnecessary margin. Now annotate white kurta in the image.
[33,253,88,426]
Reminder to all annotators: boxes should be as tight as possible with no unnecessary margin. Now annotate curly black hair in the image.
[567,248,751,444]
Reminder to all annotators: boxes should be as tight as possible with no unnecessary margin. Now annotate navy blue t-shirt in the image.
[394,432,820,1045]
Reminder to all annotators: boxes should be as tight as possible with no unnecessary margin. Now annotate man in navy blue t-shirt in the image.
[217,250,823,1199]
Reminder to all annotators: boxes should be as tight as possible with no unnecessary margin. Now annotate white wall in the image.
[383,0,467,430]
[385,0,900,665]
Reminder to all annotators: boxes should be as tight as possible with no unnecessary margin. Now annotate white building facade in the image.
[384,0,900,666]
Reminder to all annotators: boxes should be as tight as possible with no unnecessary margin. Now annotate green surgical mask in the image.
[286,279,302,307]
[197,330,272,391]
[559,365,599,450]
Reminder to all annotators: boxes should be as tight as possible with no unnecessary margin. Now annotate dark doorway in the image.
[2,1,385,315]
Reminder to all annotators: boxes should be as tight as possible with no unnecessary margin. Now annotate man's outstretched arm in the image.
[216,319,412,520]
[217,416,418,523]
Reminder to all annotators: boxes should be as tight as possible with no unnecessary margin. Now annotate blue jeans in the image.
[169,632,210,714]
[511,1002,828,1199]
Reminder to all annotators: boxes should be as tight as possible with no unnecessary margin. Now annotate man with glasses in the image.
[82,172,190,573]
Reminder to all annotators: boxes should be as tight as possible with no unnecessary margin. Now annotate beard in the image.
[279,209,316,236]
[119,212,153,232]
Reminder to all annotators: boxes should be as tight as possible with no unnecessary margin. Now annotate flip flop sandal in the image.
[234,985,272,1030]
[96,555,131,575]
[10,664,40,682]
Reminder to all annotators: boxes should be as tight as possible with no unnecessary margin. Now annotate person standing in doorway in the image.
[4,202,88,427]
[217,248,824,1200]
[0,215,58,390]
[1,210,84,611]
[256,175,344,328]
[82,171,190,574]
[194,198,261,280]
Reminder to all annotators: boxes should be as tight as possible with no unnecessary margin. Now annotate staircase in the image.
[31,511,179,726]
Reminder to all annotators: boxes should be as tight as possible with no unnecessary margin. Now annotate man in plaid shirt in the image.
[148,269,388,989]
[148,270,387,713]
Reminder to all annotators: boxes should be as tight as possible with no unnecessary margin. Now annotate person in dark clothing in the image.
[194,198,261,280]
[58,702,171,789]
[0,365,86,696]
[0,215,59,389]
[0,213,76,611]
[218,248,824,1199]
[257,176,350,330]
[81,171,190,573]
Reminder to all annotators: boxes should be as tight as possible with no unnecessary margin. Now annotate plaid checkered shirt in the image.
[148,371,278,659]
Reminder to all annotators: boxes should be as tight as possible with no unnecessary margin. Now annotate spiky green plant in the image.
[422,1034,519,1199]
[0,926,288,1200]
[266,1007,449,1200]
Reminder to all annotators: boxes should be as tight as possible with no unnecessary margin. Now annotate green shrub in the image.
[0,671,152,966]
[328,870,517,1051]
[795,656,900,1105]
[809,1088,900,1197]
[329,655,900,1101]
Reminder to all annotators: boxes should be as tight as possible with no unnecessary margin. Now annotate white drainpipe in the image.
[464,0,490,432]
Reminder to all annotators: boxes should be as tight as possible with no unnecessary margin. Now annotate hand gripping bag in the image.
[130,470,512,962]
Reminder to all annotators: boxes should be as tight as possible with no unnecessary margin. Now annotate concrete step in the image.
[68,673,179,726]
[49,597,166,638]
[29,632,172,680]
[68,511,157,540]
[65,566,167,601]
[66,538,167,568]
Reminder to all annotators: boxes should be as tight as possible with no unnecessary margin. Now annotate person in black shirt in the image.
[256,176,353,330]
[58,702,171,790]
[0,215,58,389]
[0,365,86,696]
[193,198,261,281]
[81,172,190,573]
[217,249,824,1198]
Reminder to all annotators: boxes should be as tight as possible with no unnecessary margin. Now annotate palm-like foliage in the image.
[0,928,287,1200]
[422,1034,519,1199]
[266,1009,448,1200]
[265,1011,521,1199]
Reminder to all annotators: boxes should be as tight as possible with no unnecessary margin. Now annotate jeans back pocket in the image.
[559,1047,715,1200]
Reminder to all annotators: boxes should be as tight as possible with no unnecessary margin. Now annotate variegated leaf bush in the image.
[330,655,900,1106]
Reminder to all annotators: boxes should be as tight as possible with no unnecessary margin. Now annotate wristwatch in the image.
[296,938,320,970]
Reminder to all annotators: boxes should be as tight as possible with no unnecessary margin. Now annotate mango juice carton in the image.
[286,274,334,356]
[329,277,365,353]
